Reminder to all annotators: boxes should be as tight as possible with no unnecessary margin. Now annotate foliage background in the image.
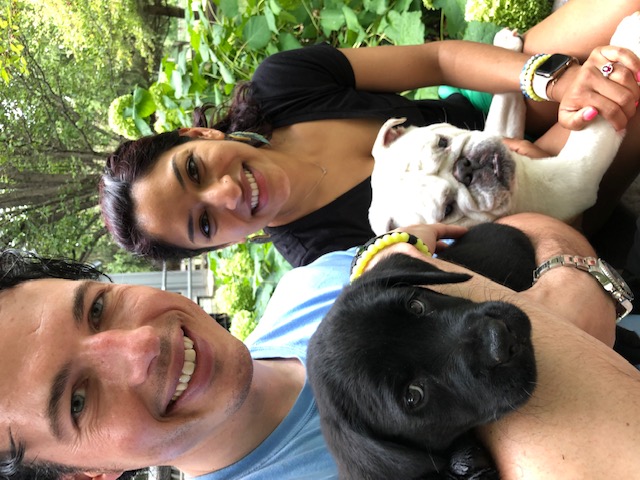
[0,0,551,331]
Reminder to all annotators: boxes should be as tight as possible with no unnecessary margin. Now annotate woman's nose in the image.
[203,175,241,210]
[83,325,161,387]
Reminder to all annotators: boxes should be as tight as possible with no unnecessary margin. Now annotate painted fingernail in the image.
[636,100,639,108]
[582,107,598,121]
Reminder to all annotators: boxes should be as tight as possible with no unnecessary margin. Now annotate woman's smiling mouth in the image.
[171,334,196,403]
[244,168,259,211]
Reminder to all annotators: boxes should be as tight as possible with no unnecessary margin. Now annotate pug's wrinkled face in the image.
[369,118,517,234]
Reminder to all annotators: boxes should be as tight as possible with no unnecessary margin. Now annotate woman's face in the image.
[132,131,291,249]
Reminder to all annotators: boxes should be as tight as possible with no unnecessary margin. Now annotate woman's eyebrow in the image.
[170,155,195,242]
[171,155,186,191]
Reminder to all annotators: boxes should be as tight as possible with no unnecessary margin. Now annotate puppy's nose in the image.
[453,157,474,186]
[478,318,516,367]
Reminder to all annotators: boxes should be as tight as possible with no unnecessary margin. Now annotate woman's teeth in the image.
[171,335,196,402]
[244,168,259,210]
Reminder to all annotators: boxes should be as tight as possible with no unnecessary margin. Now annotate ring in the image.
[600,62,614,78]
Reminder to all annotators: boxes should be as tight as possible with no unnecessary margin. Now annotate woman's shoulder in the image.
[252,43,354,89]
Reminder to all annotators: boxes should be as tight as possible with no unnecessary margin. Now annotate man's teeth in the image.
[171,335,196,402]
[244,168,259,210]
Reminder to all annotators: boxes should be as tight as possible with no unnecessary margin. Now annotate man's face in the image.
[0,278,253,475]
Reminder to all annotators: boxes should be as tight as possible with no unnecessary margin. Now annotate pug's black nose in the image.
[478,317,516,367]
[453,157,474,186]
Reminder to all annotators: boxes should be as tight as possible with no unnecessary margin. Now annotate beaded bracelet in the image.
[519,53,550,102]
[349,231,432,282]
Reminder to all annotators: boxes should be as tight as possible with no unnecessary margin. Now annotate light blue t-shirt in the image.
[193,248,355,480]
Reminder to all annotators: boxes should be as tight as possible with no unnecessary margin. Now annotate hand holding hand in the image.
[556,45,640,131]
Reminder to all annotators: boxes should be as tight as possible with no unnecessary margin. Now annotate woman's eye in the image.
[408,298,425,315]
[89,295,104,330]
[71,386,86,421]
[437,135,449,149]
[199,212,210,238]
[186,155,199,183]
[405,383,425,409]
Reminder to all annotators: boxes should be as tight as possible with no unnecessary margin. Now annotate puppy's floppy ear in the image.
[356,253,471,288]
[322,415,447,480]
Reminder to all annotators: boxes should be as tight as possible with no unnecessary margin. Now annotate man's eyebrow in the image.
[72,281,91,327]
[171,155,195,243]
[48,362,71,440]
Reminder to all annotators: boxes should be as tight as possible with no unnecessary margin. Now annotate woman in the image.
[101,0,640,266]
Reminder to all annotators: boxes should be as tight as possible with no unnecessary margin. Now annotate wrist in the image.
[350,232,431,282]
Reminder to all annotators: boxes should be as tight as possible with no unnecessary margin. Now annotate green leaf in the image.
[133,115,153,136]
[219,0,240,17]
[132,87,156,118]
[384,10,425,45]
[320,9,346,34]
[342,5,362,33]
[364,0,388,15]
[463,21,501,44]
[217,61,236,84]
[278,32,302,51]
[243,15,272,50]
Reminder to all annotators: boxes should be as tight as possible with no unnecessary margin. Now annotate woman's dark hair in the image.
[100,81,272,260]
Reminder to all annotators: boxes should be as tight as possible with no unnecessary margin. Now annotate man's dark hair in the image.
[0,249,141,480]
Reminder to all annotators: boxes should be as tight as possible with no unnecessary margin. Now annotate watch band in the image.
[532,55,578,101]
[533,255,634,321]
[532,254,596,282]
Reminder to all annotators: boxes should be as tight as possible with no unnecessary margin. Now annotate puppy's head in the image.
[307,253,536,479]
[369,118,517,234]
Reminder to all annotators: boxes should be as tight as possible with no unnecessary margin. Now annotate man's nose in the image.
[83,326,161,387]
[204,175,241,210]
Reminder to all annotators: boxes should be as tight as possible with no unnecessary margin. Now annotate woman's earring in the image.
[226,131,271,146]
[246,233,272,244]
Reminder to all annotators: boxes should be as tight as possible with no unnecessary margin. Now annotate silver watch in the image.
[533,255,634,321]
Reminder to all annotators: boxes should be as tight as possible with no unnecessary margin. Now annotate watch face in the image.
[598,259,634,300]
[536,54,573,77]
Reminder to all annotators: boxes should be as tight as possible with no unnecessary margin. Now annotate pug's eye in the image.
[405,383,425,409]
[443,202,455,218]
[408,298,425,315]
[437,136,450,149]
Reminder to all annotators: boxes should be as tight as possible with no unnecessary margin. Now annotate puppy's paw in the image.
[610,12,640,58]
[493,27,523,52]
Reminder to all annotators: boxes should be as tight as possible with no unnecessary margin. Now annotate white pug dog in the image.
[369,13,640,234]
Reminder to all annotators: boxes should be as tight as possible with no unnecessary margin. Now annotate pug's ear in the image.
[178,127,225,140]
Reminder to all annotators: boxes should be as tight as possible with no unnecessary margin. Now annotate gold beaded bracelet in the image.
[349,231,432,282]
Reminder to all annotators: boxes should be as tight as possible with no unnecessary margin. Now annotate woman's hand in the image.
[502,138,551,158]
[555,45,640,132]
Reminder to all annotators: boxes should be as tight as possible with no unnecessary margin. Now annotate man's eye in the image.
[89,295,104,331]
[71,386,86,421]
[186,155,199,183]
[199,212,210,238]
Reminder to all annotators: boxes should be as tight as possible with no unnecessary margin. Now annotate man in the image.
[1,213,639,480]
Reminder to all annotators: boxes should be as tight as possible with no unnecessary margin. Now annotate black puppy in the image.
[307,223,538,480]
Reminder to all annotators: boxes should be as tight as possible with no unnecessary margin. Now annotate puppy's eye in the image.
[443,202,455,218]
[437,135,450,149]
[408,298,425,315]
[405,383,425,409]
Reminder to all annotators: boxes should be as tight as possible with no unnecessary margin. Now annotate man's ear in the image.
[178,127,225,140]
